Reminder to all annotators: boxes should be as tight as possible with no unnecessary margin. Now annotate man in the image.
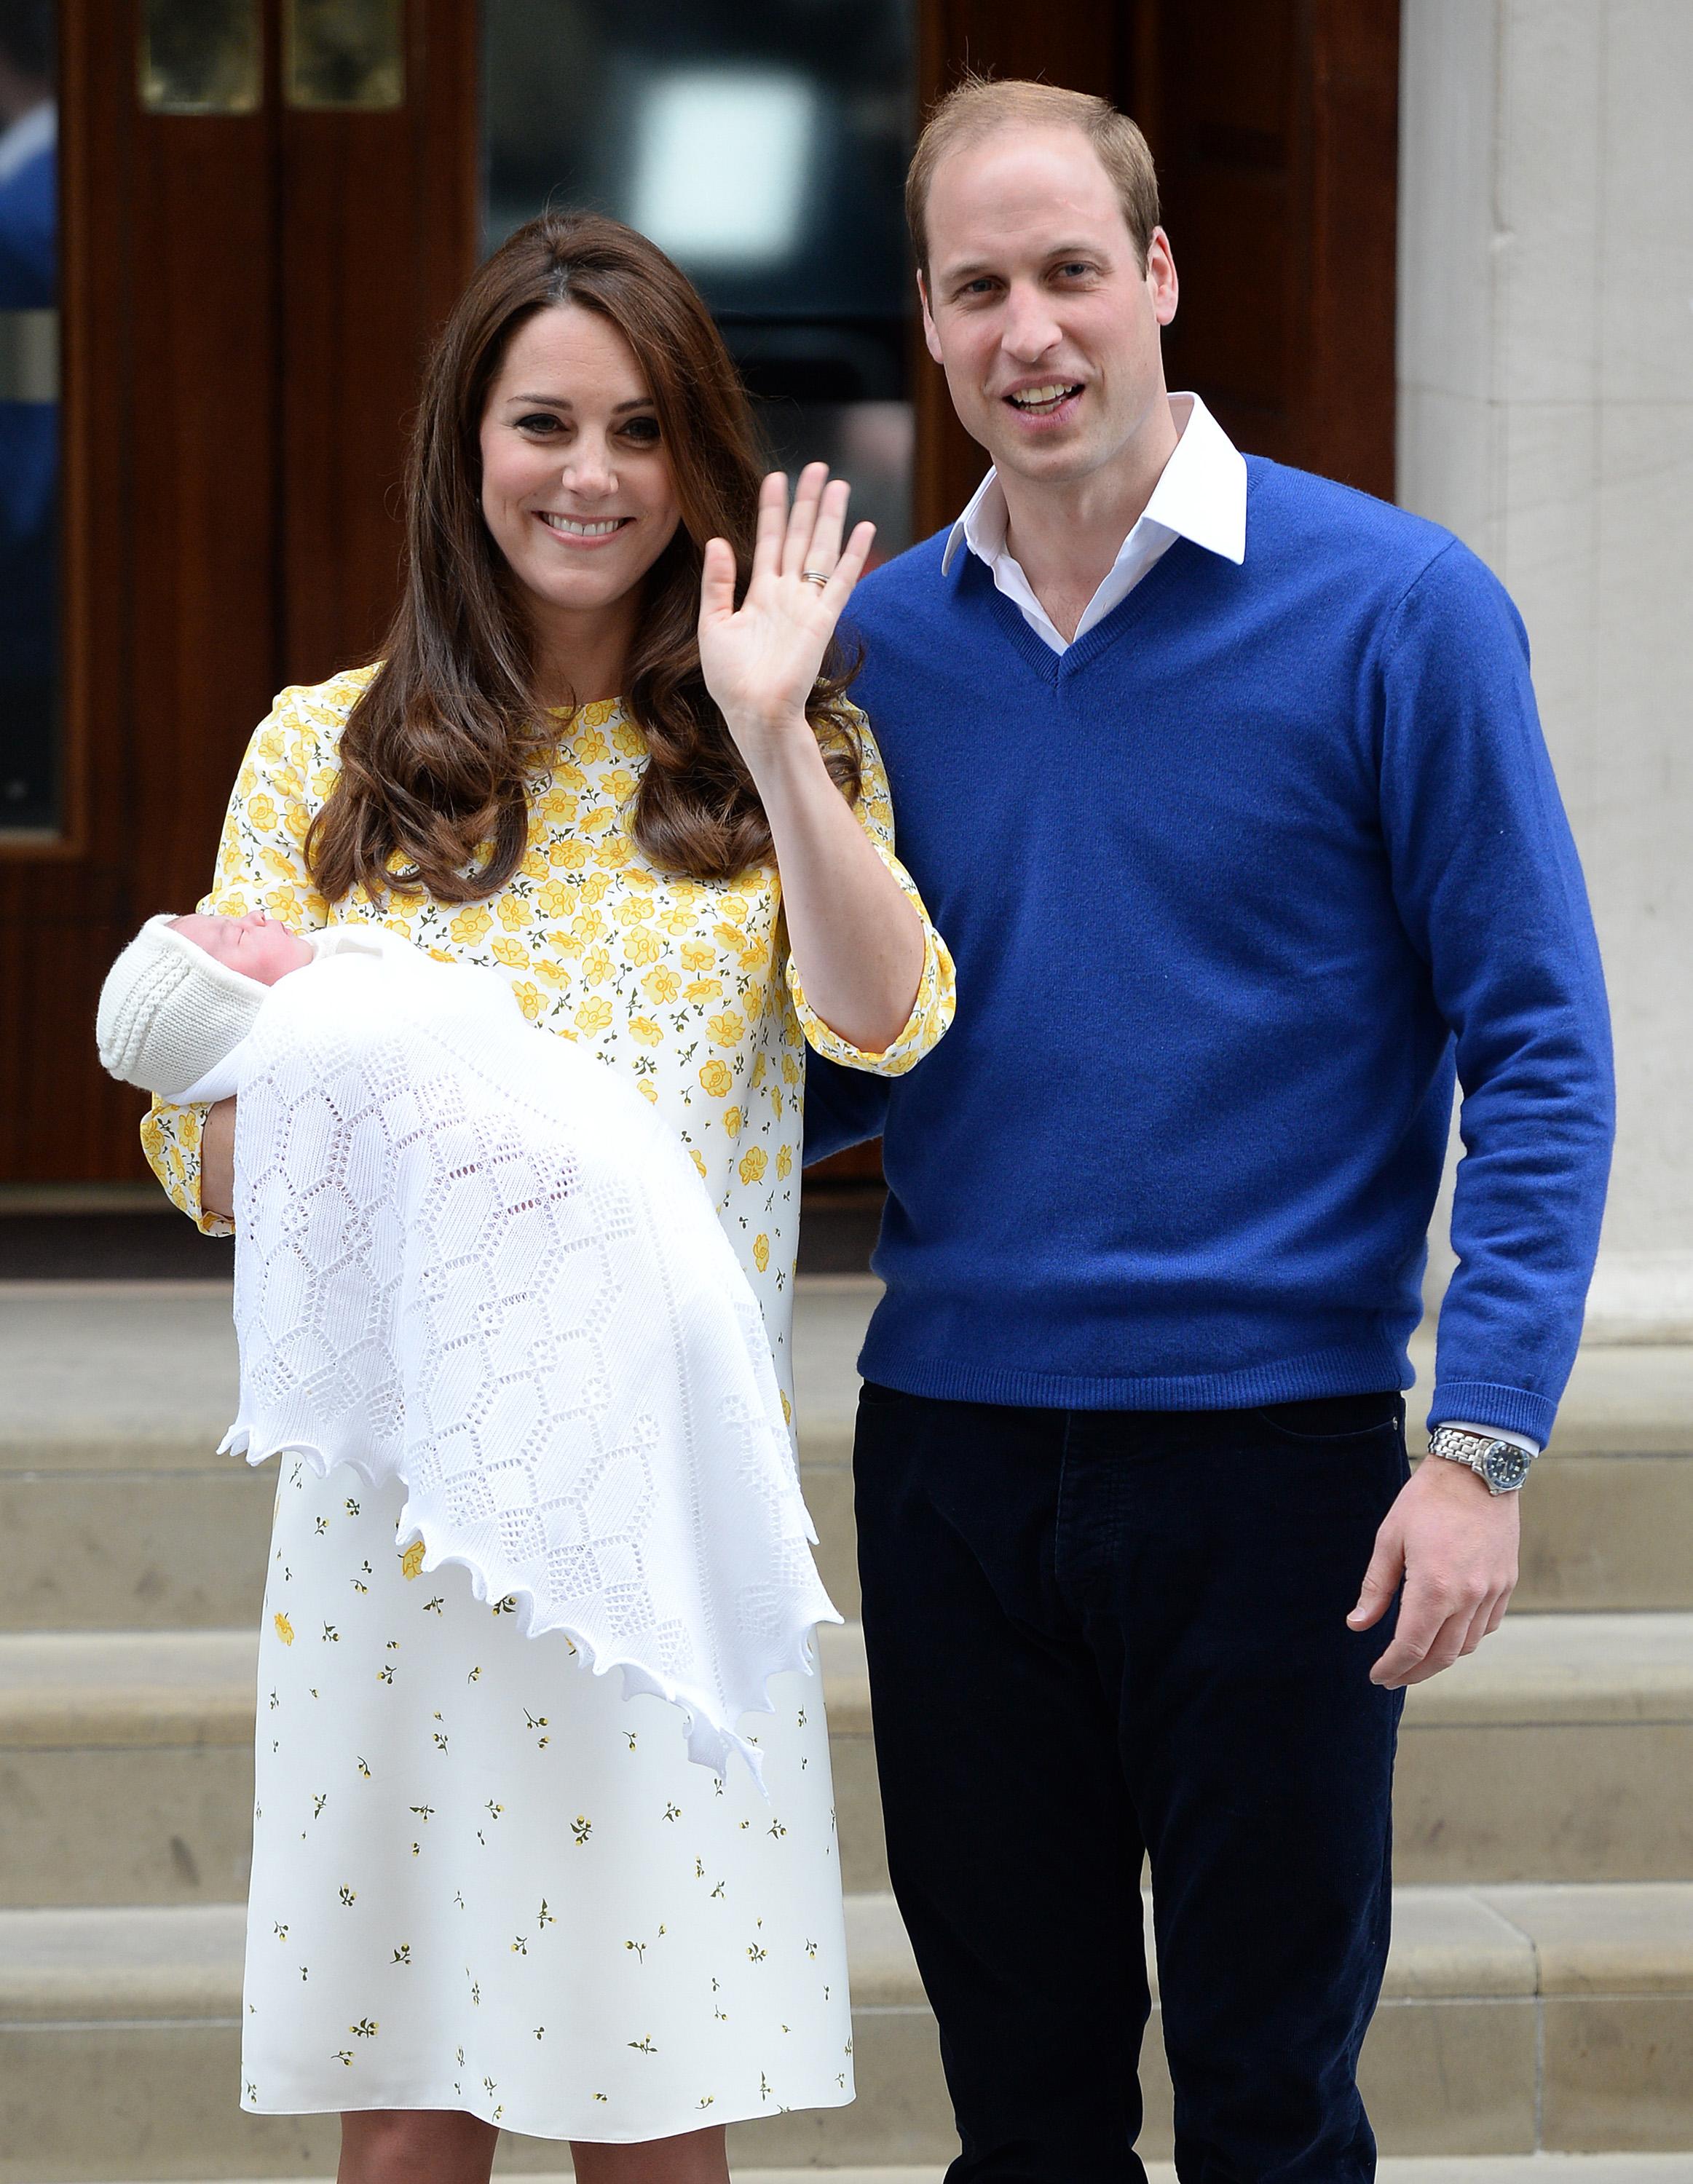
[805,78,1613,2181]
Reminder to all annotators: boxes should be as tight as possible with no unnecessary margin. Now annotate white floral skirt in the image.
[241,1456,853,2143]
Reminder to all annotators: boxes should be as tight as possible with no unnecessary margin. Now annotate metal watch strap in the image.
[1428,1426,1535,1495]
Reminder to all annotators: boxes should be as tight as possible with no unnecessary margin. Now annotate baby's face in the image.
[171,911,312,987]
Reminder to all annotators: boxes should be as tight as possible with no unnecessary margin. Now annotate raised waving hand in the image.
[697,463,875,756]
[694,460,920,1054]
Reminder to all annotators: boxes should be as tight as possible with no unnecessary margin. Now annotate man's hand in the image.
[1348,1455,1520,1688]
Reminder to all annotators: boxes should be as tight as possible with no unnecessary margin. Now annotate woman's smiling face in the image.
[478,301,683,630]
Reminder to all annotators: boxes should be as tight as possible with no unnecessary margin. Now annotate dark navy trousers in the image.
[853,1384,1409,2183]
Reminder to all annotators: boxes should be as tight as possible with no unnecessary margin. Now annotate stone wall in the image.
[1399,0,1693,1340]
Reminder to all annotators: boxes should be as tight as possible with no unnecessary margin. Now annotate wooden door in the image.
[0,0,477,1184]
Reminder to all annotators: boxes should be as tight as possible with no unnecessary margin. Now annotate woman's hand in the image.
[201,1096,237,1223]
[697,464,875,769]
[696,463,917,1053]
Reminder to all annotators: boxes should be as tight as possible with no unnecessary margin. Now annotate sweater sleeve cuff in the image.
[1427,1380,1558,1449]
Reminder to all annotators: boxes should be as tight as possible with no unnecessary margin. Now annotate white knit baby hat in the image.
[95,915,270,1099]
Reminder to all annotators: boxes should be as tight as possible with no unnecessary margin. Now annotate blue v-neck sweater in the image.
[806,458,1613,1444]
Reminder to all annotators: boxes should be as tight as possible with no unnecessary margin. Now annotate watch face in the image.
[1483,1443,1531,1490]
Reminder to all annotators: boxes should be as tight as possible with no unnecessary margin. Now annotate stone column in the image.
[1398,0,1693,1340]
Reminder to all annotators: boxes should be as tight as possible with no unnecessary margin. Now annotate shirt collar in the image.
[942,392,1247,576]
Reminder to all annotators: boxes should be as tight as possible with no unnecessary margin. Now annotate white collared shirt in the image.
[941,392,1247,653]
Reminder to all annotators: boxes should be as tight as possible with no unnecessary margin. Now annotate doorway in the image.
[0,0,1397,1193]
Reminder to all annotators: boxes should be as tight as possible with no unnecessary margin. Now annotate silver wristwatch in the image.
[1428,1426,1536,1495]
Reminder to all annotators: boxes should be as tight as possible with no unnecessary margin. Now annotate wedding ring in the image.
[800,569,830,588]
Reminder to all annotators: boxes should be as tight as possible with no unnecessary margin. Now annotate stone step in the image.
[7,1614,1692,1910]
[1393,1610,1693,1883]
[4,1884,1693,2177]
[6,1285,1693,1631]
[0,1631,257,1908]
[0,1625,872,1905]
[793,1285,1693,1620]
[0,1282,261,1634]
[66,2165,1693,2184]
[830,1610,1693,1893]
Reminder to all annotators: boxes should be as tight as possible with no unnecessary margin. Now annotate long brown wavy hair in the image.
[307,213,863,905]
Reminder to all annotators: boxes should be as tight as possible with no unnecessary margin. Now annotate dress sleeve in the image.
[140,687,340,1234]
[785,711,956,1077]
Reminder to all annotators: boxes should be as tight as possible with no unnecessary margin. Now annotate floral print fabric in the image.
[246,1457,852,2138]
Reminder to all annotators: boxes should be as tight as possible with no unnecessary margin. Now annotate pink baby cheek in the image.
[252,926,314,986]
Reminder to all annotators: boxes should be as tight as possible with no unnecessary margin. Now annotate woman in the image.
[142,212,952,2184]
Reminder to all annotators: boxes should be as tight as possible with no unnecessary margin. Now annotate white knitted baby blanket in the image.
[192,931,838,1779]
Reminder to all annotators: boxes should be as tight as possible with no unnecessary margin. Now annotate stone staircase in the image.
[3,1277,1693,2181]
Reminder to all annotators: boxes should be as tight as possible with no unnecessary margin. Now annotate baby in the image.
[167,911,313,981]
[93,909,837,1777]
[97,910,360,1101]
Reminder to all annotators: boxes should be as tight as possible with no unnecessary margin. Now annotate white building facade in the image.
[1400,0,1693,1342]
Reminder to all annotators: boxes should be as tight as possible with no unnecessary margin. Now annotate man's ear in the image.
[1145,226,1180,329]
[917,270,944,365]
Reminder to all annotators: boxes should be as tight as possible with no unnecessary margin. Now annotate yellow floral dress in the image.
[142,666,953,2142]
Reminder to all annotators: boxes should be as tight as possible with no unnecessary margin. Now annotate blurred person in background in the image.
[0,0,56,825]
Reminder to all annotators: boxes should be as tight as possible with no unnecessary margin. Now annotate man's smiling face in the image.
[919,124,1177,494]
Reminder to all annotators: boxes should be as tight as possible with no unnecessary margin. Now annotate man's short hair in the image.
[907,75,1161,282]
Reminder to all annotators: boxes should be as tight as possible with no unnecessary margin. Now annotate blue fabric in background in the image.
[0,119,58,685]
[807,458,1614,1444]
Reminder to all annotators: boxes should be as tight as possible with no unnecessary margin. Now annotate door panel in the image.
[127,72,280,913]
[279,1,477,684]
[1153,0,1400,500]
[0,0,475,1182]
[1,3,276,1180]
